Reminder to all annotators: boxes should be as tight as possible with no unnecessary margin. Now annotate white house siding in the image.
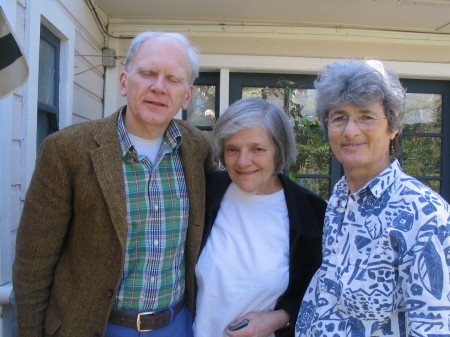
[73,29,105,123]
[0,0,27,335]
[72,82,104,124]
[0,0,104,336]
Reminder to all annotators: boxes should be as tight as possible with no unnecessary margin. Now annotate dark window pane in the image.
[38,38,56,107]
[37,109,58,149]
[288,89,317,122]
[37,26,60,151]
[292,130,330,175]
[294,177,330,200]
[404,93,442,133]
[243,86,286,108]
[243,86,318,121]
[186,85,216,127]
[402,136,441,177]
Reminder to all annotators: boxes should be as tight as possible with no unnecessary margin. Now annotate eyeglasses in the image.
[325,115,388,131]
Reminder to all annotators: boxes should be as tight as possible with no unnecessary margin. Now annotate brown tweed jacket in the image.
[12,108,216,337]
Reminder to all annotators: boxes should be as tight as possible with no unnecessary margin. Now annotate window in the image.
[229,73,450,202]
[37,25,60,150]
[183,72,219,141]
[399,79,450,202]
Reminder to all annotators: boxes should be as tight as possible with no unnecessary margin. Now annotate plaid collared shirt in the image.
[114,108,189,311]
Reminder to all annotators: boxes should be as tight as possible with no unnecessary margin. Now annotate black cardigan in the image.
[198,171,326,337]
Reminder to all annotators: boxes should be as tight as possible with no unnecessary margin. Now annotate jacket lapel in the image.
[176,121,209,311]
[90,112,128,248]
[178,124,204,226]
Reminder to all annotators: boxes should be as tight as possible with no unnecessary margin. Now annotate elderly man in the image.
[13,31,216,337]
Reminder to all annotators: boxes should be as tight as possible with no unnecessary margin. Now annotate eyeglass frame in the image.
[325,114,388,131]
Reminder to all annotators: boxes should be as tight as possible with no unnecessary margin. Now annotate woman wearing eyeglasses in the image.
[295,59,450,337]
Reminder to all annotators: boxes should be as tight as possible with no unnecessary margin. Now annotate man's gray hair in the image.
[124,31,200,84]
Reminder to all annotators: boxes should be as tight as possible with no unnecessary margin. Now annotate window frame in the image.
[399,79,450,201]
[36,25,60,149]
[183,72,220,131]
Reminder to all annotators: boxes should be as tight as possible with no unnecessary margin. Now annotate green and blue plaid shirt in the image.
[114,109,189,311]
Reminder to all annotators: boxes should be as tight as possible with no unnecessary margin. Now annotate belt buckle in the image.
[137,311,155,332]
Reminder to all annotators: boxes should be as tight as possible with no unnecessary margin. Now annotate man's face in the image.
[120,37,193,139]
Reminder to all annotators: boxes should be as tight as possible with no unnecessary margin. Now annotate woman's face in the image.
[327,103,398,182]
[224,126,281,195]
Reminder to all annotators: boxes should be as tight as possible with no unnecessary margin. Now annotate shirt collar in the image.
[366,159,402,198]
[117,106,183,159]
[117,106,134,158]
[334,159,403,199]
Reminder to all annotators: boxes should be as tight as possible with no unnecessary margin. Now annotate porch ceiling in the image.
[92,0,450,34]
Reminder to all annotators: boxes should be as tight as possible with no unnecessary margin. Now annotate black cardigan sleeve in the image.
[275,175,326,337]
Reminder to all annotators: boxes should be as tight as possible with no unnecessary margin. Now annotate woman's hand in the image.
[224,310,290,337]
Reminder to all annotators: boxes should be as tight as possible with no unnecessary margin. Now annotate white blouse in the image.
[195,182,290,337]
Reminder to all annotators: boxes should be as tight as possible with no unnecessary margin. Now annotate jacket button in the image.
[107,289,114,297]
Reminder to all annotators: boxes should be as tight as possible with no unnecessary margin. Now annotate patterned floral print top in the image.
[295,160,450,337]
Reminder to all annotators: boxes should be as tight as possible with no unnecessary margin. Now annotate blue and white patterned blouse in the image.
[295,160,450,337]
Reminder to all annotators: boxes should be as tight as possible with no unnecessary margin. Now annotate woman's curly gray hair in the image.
[315,59,406,156]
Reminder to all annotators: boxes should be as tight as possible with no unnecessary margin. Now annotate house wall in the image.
[0,1,27,335]
[103,22,450,115]
[0,0,104,336]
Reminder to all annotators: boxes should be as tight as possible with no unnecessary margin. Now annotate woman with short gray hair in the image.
[295,59,450,337]
[195,97,326,337]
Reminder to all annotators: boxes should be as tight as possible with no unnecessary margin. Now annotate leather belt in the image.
[108,300,184,332]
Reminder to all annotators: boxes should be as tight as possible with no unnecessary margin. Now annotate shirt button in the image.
[154,240,159,246]
[339,207,345,213]
[151,277,156,282]
[334,247,340,253]
[107,289,114,297]
[154,204,159,211]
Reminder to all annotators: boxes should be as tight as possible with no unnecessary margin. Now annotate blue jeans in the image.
[104,306,193,337]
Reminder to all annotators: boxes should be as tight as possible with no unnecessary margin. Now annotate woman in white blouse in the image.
[194,97,326,337]
[295,59,450,337]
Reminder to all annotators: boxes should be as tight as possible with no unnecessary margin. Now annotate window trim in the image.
[400,79,450,201]
[183,72,220,131]
[37,24,60,149]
